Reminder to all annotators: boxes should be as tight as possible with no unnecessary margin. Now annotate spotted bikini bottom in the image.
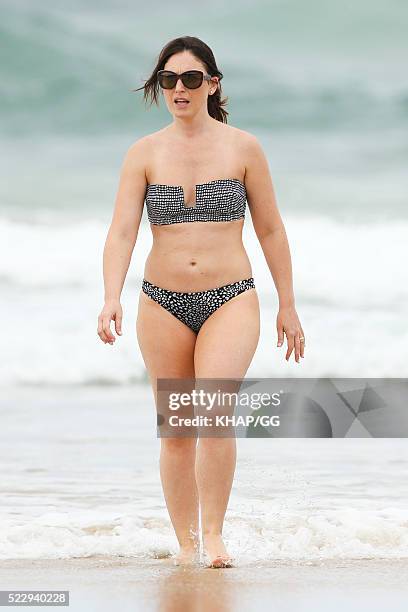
[141,277,256,334]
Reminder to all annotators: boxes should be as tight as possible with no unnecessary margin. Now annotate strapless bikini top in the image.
[145,177,247,225]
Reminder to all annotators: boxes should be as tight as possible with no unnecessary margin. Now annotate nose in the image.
[175,77,185,90]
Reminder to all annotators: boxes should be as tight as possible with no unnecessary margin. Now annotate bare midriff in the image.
[143,218,253,292]
[142,122,253,292]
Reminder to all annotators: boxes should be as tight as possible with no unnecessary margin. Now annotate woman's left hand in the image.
[276,306,305,363]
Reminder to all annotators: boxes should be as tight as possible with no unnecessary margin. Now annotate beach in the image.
[1,2,408,387]
[1,556,408,611]
[1,1,408,610]
[1,386,408,575]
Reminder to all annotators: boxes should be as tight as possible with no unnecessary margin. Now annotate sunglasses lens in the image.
[158,71,204,89]
[182,72,203,89]
[158,72,177,89]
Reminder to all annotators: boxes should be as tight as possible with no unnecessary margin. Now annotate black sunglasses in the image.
[157,70,213,90]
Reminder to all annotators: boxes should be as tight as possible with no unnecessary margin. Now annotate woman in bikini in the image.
[97,36,305,568]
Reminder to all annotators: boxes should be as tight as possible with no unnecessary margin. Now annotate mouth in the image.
[174,99,190,106]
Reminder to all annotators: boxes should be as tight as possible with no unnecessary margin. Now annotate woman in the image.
[97,36,305,568]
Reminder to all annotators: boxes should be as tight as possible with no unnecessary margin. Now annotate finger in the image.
[277,322,285,347]
[285,330,295,361]
[114,311,123,336]
[97,316,108,343]
[294,333,301,363]
[102,316,115,343]
[300,330,305,358]
[98,326,109,343]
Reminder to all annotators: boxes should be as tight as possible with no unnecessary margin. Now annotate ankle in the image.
[179,538,199,551]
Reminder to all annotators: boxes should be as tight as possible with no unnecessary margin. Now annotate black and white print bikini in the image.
[141,177,256,334]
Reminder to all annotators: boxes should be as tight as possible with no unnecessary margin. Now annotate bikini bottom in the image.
[141,276,255,334]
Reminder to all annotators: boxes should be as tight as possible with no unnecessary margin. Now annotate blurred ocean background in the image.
[1,0,407,385]
[1,0,408,569]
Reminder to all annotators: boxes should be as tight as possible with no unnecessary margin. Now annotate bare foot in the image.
[202,534,234,568]
[172,546,200,566]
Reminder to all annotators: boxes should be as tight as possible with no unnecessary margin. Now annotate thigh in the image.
[136,291,196,403]
[194,288,260,378]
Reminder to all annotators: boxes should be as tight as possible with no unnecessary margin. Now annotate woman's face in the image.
[161,50,218,117]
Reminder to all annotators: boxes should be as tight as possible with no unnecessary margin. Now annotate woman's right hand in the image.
[97,299,123,345]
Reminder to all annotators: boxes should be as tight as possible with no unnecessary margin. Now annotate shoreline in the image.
[1,557,408,612]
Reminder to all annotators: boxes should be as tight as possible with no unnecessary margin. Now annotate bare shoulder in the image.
[215,123,251,143]
[120,131,164,180]
[125,132,156,159]
[226,126,263,167]
[232,127,262,154]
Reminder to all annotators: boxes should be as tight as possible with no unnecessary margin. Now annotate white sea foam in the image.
[0,213,407,385]
[1,390,407,562]
[1,505,407,562]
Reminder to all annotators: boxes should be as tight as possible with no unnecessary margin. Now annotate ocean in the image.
[1,1,407,385]
[1,386,407,562]
[0,0,407,583]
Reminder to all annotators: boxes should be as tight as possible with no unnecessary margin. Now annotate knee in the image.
[160,437,197,455]
[197,437,234,450]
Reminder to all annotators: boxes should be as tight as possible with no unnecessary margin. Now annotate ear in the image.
[210,77,219,95]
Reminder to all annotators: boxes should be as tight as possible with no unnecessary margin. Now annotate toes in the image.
[208,555,234,568]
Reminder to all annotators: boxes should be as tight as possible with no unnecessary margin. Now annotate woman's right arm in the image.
[97,138,148,345]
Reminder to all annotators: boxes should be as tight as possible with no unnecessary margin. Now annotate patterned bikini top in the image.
[145,177,247,225]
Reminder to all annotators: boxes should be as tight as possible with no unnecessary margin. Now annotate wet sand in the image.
[1,556,408,611]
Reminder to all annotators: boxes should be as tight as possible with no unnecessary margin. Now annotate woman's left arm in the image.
[242,132,305,363]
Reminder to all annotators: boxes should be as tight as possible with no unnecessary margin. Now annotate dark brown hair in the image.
[132,36,229,123]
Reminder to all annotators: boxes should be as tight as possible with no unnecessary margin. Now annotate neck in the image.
[171,110,215,139]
